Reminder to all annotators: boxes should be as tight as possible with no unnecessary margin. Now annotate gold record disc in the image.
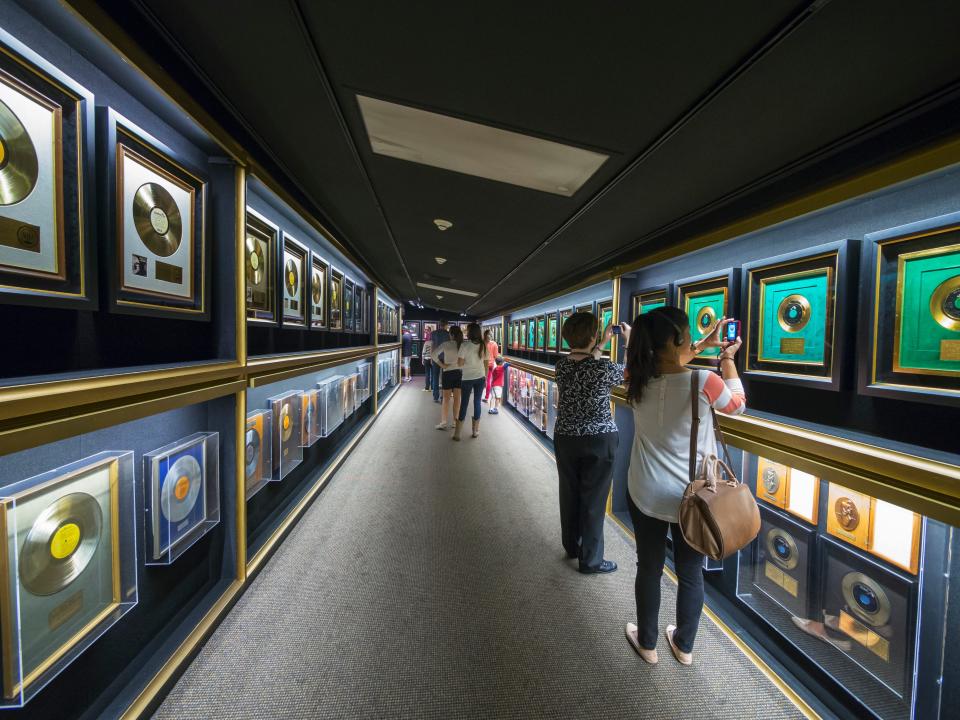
[834,497,860,532]
[245,426,261,480]
[246,235,265,286]
[930,275,960,332]
[160,454,202,523]
[0,98,39,206]
[280,402,294,442]
[285,258,299,296]
[133,182,182,257]
[19,492,102,596]
[312,271,321,305]
[765,528,799,571]
[777,294,811,333]
[841,572,892,627]
[695,305,716,336]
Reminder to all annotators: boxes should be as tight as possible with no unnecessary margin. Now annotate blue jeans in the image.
[458,377,486,421]
[431,362,442,401]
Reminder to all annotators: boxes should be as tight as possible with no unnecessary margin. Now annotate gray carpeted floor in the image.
[154,382,804,719]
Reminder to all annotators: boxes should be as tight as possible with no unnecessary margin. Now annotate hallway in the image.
[155,382,804,719]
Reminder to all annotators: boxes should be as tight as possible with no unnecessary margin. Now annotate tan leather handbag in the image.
[678,371,760,560]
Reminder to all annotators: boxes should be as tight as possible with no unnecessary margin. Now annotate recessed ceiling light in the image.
[357,95,608,197]
[436,294,444,299]
[434,219,452,231]
[435,257,447,265]
[417,281,478,297]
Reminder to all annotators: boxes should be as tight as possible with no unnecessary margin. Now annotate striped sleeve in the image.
[701,371,746,415]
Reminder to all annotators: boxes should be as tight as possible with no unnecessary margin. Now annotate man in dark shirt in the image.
[429,320,450,403]
[401,329,413,382]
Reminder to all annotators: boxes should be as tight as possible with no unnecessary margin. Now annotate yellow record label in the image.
[175,475,191,501]
[288,271,295,286]
[0,139,5,164]
[250,252,259,270]
[282,414,290,430]
[50,522,81,560]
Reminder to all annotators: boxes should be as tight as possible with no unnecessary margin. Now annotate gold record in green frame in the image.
[631,291,666,320]
[678,280,728,366]
[893,243,960,376]
[0,454,128,701]
[755,265,833,367]
[536,315,546,350]
[547,313,559,351]
[598,301,613,355]
[560,308,573,350]
[519,319,527,349]
[527,318,537,349]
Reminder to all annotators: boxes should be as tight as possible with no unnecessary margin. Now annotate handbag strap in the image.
[689,371,700,484]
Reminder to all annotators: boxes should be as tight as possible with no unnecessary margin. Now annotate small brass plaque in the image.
[780,337,805,355]
[782,574,799,598]
[941,339,960,361]
[155,260,183,284]
[49,590,83,630]
[0,216,41,253]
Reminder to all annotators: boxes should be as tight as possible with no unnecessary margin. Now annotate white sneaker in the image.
[435,423,448,430]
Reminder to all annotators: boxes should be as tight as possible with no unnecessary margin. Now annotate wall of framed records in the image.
[0,5,240,382]
[245,177,373,358]
[0,391,237,717]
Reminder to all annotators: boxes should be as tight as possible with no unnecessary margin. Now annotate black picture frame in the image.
[352,283,362,334]
[628,284,672,323]
[279,232,308,328]
[0,28,96,311]
[675,267,740,369]
[741,239,858,392]
[309,252,328,330]
[329,267,343,331]
[245,206,279,326]
[343,276,355,332]
[859,211,960,407]
[100,108,208,320]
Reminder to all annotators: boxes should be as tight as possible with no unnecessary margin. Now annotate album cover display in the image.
[862,215,960,404]
[309,254,327,329]
[0,451,137,706]
[598,300,613,356]
[547,313,559,352]
[630,286,669,320]
[819,538,917,698]
[143,432,219,564]
[245,208,278,323]
[676,269,737,368]
[267,391,303,480]
[403,321,420,338]
[280,234,307,326]
[245,409,273,500]
[536,315,546,351]
[0,29,94,308]
[103,110,207,318]
[343,277,355,332]
[752,505,817,619]
[319,376,344,436]
[329,268,343,330]
[300,388,320,447]
[560,308,572,351]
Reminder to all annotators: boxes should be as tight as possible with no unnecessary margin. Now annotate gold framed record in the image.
[329,268,343,331]
[281,233,307,326]
[269,391,303,480]
[245,207,277,323]
[106,110,207,318]
[245,409,273,500]
[310,254,327,329]
[0,28,94,308]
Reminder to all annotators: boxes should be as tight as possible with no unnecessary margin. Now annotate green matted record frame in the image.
[861,212,960,406]
[519,319,528,350]
[536,315,546,351]
[527,317,537,350]
[559,307,573,351]
[547,312,559,352]
[598,299,614,356]
[675,268,739,368]
[630,284,671,322]
[742,240,858,391]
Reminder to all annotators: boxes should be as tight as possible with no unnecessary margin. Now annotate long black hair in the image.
[625,306,689,404]
[466,322,484,358]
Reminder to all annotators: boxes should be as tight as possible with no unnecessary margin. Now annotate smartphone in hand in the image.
[725,319,740,342]
[611,325,621,336]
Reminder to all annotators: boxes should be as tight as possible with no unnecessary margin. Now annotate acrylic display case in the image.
[245,409,273,500]
[300,389,321,447]
[143,432,220,565]
[266,391,303,481]
[319,376,344,437]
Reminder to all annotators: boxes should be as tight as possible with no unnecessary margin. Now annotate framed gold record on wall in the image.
[329,268,343,331]
[102,109,207,319]
[0,28,95,309]
[245,207,277,324]
[280,233,307,327]
[0,451,137,706]
[675,269,739,368]
[343,276,355,333]
[310,254,327,329]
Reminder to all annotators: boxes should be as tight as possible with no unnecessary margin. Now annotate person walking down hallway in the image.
[482,329,500,402]
[622,307,745,666]
[421,336,433,392]
[453,323,490,440]
[401,327,413,382]
[430,320,450,404]
[432,325,463,430]
[553,312,628,575]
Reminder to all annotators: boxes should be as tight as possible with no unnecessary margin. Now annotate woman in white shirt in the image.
[454,322,490,440]
[622,306,745,667]
[431,326,464,431]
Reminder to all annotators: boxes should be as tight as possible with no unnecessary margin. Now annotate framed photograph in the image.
[547,312,559,352]
[144,432,219,564]
[0,28,96,310]
[245,207,278,324]
[630,285,670,321]
[343,276,355,332]
[309,253,327,329]
[860,212,960,406]
[329,268,343,330]
[559,308,573,351]
[403,320,421,338]
[536,314,546,351]
[675,268,739,368]
[742,240,858,391]
[280,233,307,327]
[101,109,207,319]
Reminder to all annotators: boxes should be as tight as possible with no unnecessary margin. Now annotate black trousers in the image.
[554,432,618,571]
[627,493,704,653]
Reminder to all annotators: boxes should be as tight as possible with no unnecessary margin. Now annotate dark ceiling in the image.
[77,1,960,315]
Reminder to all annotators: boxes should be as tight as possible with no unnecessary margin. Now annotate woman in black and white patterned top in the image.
[554,311,629,574]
